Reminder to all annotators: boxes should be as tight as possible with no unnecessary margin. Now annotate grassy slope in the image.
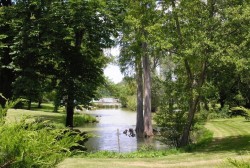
[58,118,250,168]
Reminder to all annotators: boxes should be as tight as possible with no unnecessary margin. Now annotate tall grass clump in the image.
[62,113,97,127]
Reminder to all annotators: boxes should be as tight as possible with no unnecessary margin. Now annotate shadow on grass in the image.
[19,102,64,113]
[200,135,250,154]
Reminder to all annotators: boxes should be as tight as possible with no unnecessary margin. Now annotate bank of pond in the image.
[1,105,250,167]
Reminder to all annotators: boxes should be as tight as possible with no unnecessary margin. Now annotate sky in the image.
[104,64,123,84]
[103,46,123,84]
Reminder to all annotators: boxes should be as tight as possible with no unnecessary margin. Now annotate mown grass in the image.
[6,104,97,127]
[57,117,250,168]
[57,154,250,168]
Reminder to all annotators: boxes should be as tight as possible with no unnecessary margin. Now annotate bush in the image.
[0,120,82,168]
[186,124,213,151]
[228,106,250,120]
[227,158,250,168]
[0,98,86,167]
[154,106,187,147]
[126,95,136,111]
[204,105,230,120]
[0,98,18,124]
[62,113,97,127]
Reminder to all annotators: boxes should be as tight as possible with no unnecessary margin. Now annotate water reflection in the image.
[78,109,166,152]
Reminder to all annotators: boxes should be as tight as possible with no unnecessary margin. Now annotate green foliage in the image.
[186,124,213,151]
[197,105,230,121]
[1,0,122,126]
[114,78,137,108]
[95,77,119,99]
[154,107,186,147]
[0,96,19,124]
[62,113,97,127]
[0,101,83,168]
[228,106,250,120]
[227,158,250,168]
[154,73,189,147]
[0,120,82,168]
[151,76,164,112]
[82,148,181,159]
[126,95,136,111]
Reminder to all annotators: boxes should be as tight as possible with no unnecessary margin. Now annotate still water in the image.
[78,109,167,152]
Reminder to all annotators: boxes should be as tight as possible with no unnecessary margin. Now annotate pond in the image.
[78,108,167,153]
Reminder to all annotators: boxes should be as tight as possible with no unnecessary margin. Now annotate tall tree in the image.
[47,0,119,127]
[0,1,14,106]
[11,0,47,109]
[207,0,250,109]
[119,0,161,137]
[0,0,120,127]
[157,0,220,146]
[135,57,144,137]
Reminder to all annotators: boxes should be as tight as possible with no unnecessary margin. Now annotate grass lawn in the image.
[6,108,65,124]
[57,118,250,168]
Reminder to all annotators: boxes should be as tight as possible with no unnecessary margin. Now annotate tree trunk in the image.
[135,59,144,137]
[179,61,207,147]
[66,96,74,128]
[38,97,42,108]
[143,43,153,137]
[170,0,212,147]
[27,99,32,110]
[245,98,250,108]
[179,96,199,147]
[219,91,226,110]
[204,99,209,111]
[0,69,13,107]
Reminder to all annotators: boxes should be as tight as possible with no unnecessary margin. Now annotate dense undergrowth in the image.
[0,120,82,168]
[0,100,89,168]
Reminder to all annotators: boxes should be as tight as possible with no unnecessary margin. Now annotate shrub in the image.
[186,124,213,151]
[204,105,231,120]
[126,95,136,111]
[61,113,97,127]
[228,106,250,120]
[0,120,82,168]
[154,106,187,147]
[0,98,19,125]
[0,98,86,167]
[227,158,250,168]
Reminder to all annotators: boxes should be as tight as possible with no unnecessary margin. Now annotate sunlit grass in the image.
[6,108,64,123]
[6,104,96,127]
